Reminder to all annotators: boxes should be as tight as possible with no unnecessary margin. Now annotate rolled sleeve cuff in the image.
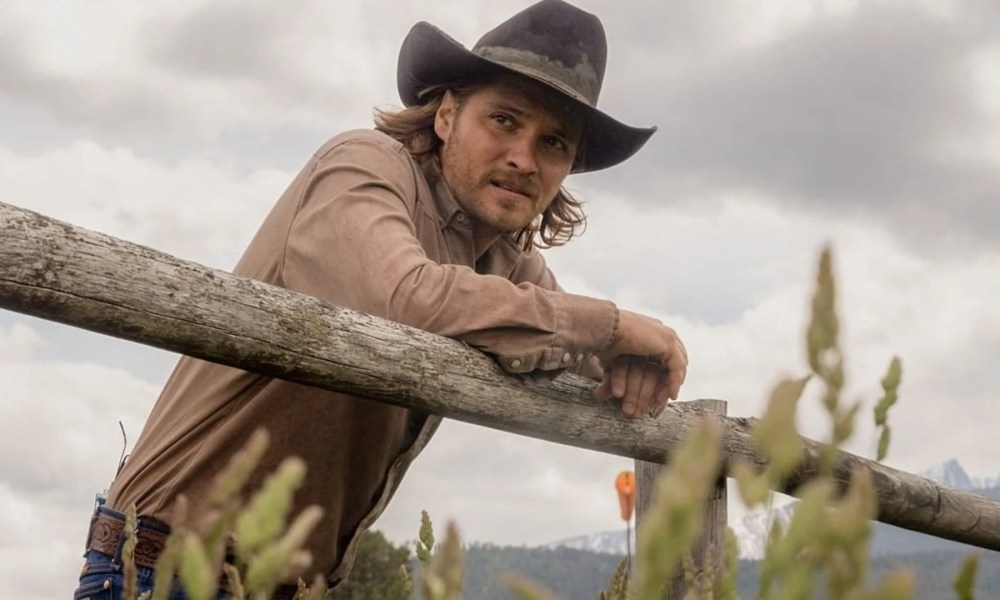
[500,294,618,374]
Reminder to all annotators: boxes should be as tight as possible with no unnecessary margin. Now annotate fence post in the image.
[635,398,728,599]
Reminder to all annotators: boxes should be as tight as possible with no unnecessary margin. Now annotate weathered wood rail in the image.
[2,200,999,556]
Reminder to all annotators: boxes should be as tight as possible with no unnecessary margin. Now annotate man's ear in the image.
[434,91,457,141]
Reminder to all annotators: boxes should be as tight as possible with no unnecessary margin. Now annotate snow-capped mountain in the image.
[973,474,1000,489]
[546,459,997,560]
[921,459,975,490]
[544,508,797,560]
[728,502,795,559]
[543,529,633,555]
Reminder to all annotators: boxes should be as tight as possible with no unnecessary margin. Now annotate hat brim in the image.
[397,22,656,174]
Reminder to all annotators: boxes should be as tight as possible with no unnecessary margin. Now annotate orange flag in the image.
[615,470,636,522]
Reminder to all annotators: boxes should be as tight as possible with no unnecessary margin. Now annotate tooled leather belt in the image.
[87,509,300,599]
[88,510,168,570]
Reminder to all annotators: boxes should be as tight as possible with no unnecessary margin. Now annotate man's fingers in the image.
[643,367,671,418]
[665,338,688,400]
[592,374,613,401]
[624,358,648,415]
[639,362,662,417]
[599,349,685,417]
[611,361,629,400]
[664,340,687,370]
[668,367,684,401]
[614,359,663,419]
[617,361,638,416]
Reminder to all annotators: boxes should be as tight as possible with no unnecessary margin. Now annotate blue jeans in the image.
[74,549,235,600]
[73,549,233,600]
[73,505,232,600]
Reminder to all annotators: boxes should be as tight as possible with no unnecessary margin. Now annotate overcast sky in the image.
[2,0,999,597]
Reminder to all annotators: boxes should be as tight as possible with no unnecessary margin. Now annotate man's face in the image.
[434,76,584,245]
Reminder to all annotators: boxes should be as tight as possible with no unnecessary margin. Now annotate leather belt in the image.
[89,509,168,570]
[87,508,300,599]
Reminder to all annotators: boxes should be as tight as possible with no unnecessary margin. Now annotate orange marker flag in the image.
[615,470,636,522]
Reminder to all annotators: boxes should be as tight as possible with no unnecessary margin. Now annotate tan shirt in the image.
[108,129,618,582]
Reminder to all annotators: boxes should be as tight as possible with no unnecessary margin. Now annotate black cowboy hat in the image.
[397,0,656,173]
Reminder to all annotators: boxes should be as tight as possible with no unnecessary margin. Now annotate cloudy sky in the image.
[2,0,999,596]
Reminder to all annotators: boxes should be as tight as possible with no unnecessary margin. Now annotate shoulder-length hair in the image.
[374,82,587,251]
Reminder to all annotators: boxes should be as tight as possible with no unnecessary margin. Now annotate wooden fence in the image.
[2,201,998,597]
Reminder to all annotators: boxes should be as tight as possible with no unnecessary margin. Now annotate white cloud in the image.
[0,321,162,598]
[0,139,290,269]
[0,482,90,600]
[0,0,492,148]
[0,321,44,359]
[377,422,631,546]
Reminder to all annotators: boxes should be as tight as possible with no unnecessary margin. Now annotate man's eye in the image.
[492,113,514,127]
[544,136,567,152]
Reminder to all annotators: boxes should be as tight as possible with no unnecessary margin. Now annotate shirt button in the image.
[510,359,522,369]
[576,353,584,363]
[562,352,572,364]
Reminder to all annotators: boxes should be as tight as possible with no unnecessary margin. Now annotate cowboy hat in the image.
[396,0,656,173]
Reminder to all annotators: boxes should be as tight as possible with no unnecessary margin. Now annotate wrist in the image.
[594,305,621,362]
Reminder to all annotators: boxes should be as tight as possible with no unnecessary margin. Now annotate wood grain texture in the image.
[2,201,999,552]
[637,399,728,599]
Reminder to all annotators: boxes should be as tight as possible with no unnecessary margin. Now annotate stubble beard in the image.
[441,132,532,237]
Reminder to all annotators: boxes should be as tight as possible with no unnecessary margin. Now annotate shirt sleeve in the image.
[508,251,610,381]
[280,135,618,374]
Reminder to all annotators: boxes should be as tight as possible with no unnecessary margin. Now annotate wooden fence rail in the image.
[2,200,1000,556]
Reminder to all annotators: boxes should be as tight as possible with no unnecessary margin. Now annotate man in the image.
[74,1,687,597]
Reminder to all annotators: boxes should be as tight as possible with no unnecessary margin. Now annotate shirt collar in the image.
[431,175,525,278]
[431,173,467,230]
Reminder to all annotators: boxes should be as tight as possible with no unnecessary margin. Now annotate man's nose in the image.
[505,135,538,174]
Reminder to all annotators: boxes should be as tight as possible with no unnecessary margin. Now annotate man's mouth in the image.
[491,180,532,199]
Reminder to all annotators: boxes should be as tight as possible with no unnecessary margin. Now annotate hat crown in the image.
[472,0,606,106]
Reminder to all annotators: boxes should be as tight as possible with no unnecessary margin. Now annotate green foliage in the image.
[122,505,140,600]
[599,559,631,600]
[732,376,810,507]
[458,544,624,599]
[117,428,327,599]
[506,576,564,600]
[874,356,903,462]
[635,420,722,600]
[242,505,323,593]
[327,530,413,600]
[807,247,853,474]
[178,535,215,600]
[735,246,921,599]
[421,521,465,600]
[806,248,845,410]
[416,510,436,567]
[407,544,1000,600]
[148,505,184,600]
[717,529,739,600]
[235,457,307,558]
[953,554,978,600]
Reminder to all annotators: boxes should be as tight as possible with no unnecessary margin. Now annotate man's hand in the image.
[593,310,688,417]
[593,356,674,417]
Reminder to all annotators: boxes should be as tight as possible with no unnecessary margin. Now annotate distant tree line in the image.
[341,530,999,600]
